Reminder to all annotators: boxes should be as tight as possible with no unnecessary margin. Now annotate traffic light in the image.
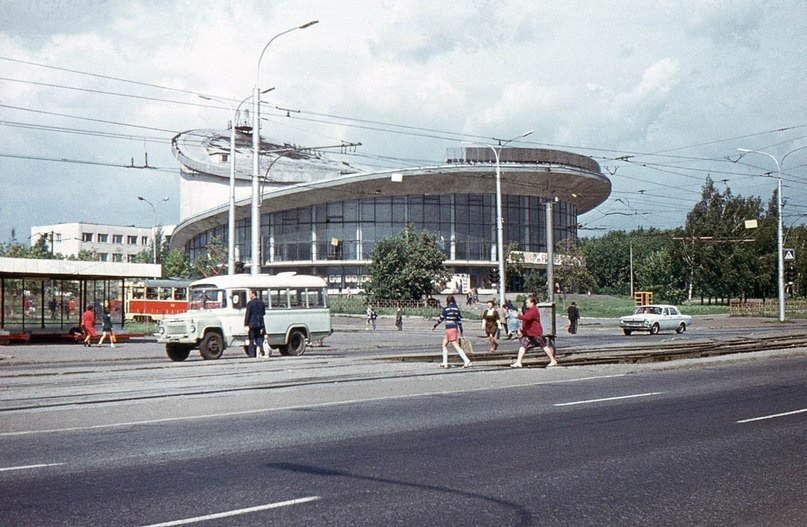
[489,268,499,284]
[785,265,796,283]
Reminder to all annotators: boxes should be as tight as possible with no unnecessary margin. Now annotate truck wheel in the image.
[166,344,191,362]
[676,323,686,334]
[199,332,224,360]
[650,323,660,335]
[623,329,632,336]
[280,330,307,356]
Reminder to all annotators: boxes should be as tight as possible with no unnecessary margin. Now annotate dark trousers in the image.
[568,319,579,334]
[247,327,264,357]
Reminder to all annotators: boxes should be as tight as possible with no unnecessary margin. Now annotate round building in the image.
[169,126,611,290]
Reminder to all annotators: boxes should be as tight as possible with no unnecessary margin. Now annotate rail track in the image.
[388,333,807,367]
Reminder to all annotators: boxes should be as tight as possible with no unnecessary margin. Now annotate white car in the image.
[619,304,692,336]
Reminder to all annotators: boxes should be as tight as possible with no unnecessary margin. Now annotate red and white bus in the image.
[125,279,191,322]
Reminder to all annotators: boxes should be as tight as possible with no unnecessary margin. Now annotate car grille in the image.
[164,323,189,336]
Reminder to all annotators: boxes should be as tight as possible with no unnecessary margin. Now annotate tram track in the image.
[1,333,805,413]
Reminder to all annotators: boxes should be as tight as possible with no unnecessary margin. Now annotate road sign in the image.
[783,248,796,261]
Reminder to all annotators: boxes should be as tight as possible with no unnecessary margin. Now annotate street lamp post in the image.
[251,20,319,275]
[137,196,169,265]
[477,131,533,308]
[737,148,785,321]
[199,92,271,274]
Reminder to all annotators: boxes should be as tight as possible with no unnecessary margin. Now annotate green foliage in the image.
[162,249,192,278]
[365,224,450,300]
[580,176,787,302]
[192,236,226,278]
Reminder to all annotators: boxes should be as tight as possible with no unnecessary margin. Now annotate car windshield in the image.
[189,287,227,310]
[635,306,662,315]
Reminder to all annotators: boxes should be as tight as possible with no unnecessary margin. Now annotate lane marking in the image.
[140,496,320,527]
[737,408,807,424]
[0,374,625,437]
[554,392,662,407]
[0,462,66,472]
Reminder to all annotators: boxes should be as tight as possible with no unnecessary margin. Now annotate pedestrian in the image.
[243,289,266,358]
[432,295,472,368]
[504,305,520,339]
[395,301,403,331]
[511,295,558,368]
[48,297,58,319]
[97,309,117,348]
[481,300,501,352]
[81,304,97,347]
[567,301,580,334]
[366,303,378,331]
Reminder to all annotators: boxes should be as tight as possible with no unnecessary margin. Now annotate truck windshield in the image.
[189,287,227,310]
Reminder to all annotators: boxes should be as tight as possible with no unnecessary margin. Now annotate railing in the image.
[729,299,807,317]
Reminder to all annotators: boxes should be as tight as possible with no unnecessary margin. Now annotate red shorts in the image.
[444,328,459,342]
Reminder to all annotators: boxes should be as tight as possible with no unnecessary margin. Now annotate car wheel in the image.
[166,344,191,362]
[623,329,632,336]
[280,330,307,356]
[676,323,686,334]
[199,332,224,360]
[650,323,660,335]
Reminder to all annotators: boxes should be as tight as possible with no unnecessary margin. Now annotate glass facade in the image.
[186,193,577,284]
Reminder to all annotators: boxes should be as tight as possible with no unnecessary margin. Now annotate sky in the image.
[1,0,806,244]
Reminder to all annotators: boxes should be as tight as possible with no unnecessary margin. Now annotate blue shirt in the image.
[434,303,463,333]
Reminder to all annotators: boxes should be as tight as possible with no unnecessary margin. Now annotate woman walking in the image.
[81,304,97,347]
[481,300,501,352]
[510,295,558,368]
[432,295,471,368]
[97,308,117,348]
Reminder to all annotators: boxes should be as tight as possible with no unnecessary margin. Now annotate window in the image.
[268,289,287,309]
[111,253,123,262]
[141,236,149,245]
[82,232,93,242]
[97,234,108,243]
[127,235,138,244]
[97,253,108,262]
[113,234,123,244]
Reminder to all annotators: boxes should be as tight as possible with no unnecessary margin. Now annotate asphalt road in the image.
[1,346,805,526]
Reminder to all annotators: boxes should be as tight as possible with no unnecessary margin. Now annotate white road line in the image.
[0,462,66,472]
[554,392,662,407]
[0,374,625,437]
[736,408,807,424]
[140,496,320,527]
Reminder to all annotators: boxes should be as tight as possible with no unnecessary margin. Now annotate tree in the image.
[192,236,226,278]
[162,249,192,278]
[365,224,450,300]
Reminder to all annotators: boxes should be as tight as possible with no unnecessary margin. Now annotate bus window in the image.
[132,287,145,299]
[289,289,303,308]
[230,290,247,310]
[174,288,187,301]
[159,288,169,300]
[190,288,226,310]
[306,288,326,308]
[269,289,287,309]
[146,287,158,299]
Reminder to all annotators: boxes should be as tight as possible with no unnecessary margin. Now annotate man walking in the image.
[244,290,266,358]
[567,301,580,334]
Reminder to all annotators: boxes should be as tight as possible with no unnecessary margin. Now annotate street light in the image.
[252,20,319,275]
[474,131,533,308]
[199,89,273,275]
[137,196,169,264]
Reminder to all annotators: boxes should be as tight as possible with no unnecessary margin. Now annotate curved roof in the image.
[169,131,611,250]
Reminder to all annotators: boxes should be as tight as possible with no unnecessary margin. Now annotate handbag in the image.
[458,336,474,355]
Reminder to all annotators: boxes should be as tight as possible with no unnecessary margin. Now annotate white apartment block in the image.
[30,222,175,262]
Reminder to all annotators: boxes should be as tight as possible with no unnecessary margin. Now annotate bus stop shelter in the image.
[0,257,160,340]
